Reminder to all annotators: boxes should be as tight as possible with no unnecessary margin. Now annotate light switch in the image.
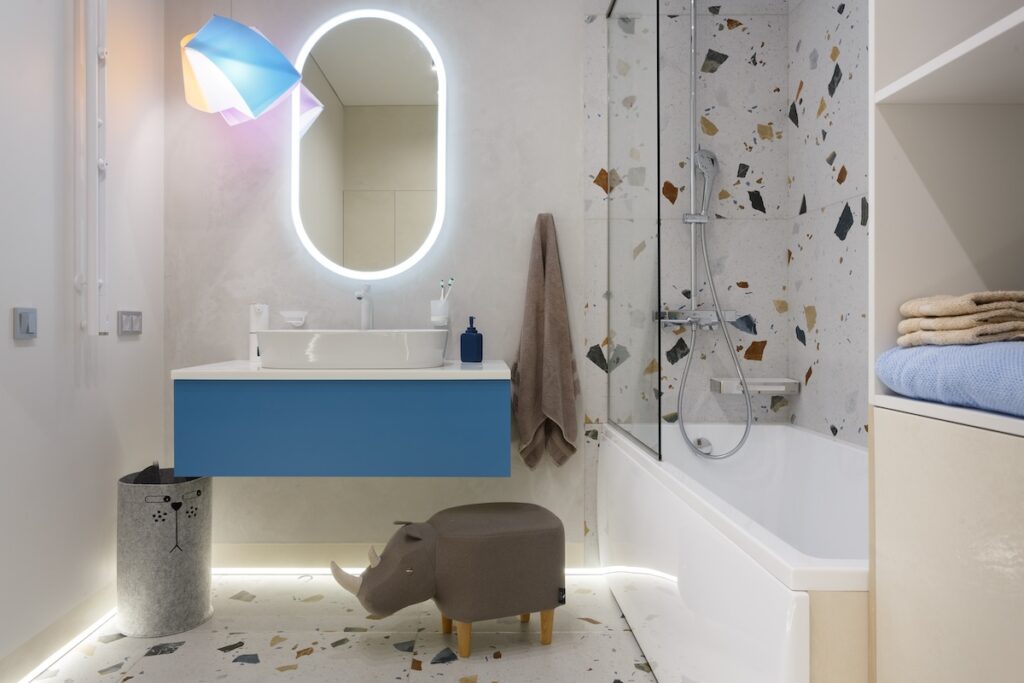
[118,311,143,336]
[13,308,37,340]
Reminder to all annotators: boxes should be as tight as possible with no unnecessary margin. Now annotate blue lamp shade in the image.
[181,15,300,126]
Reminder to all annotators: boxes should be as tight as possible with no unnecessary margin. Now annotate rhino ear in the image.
[404,524,426,541]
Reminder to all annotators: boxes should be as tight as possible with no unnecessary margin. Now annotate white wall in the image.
[0,0,165,671]
[164,1,587,548]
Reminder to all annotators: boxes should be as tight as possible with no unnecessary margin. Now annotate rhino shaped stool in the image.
[331,502,565,657]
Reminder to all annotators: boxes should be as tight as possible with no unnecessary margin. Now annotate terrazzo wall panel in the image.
[658,1,794,430]
[786,0,869,443]
[581,0,612,564]
[605,2,662,448]
[586,0,868,448]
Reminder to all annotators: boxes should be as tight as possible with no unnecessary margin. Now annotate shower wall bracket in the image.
[711,378,801,395]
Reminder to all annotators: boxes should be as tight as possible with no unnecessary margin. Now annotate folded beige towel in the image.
[512,214,580,468]
[897,321,1024,347]
[898,308,1024,334]
[899,291,1024,318]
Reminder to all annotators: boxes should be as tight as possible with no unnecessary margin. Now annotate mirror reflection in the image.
[300,17,438,272]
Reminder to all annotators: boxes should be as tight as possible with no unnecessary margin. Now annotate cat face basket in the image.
[116,469,213,637]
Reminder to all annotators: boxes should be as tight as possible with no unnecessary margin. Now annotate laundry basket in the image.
[116,468,213,637]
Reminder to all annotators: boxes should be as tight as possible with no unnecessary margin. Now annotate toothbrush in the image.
[440,280,445,300]
[442,277,455,302]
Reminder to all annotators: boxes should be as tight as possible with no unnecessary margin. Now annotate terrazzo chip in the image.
[431,647,459,664]
[828,63,843,96]
[393,639,416,653]
[587,344,609,372]
[144,642,184,657]
[744,340,768,361]
[731,315,758,334]
[607,344,631,371]
[665,338,690,365]
[701,49,729,73]
[834,203,854,240]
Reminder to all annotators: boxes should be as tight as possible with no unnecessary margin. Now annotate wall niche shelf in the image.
[869,0,1024,401]
[872,394,1024,440]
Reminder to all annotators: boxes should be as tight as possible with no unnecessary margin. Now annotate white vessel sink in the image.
[257,329,448,369]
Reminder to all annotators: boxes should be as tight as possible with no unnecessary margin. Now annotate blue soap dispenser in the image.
[460,316,483,363]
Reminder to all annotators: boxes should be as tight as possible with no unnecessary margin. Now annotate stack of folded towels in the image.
[876,291,1024,419]
[896,291,1024,347]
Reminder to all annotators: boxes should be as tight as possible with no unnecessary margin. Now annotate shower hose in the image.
[676,219,753,459]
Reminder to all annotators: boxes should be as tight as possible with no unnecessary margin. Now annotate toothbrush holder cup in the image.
[430,298,450,329]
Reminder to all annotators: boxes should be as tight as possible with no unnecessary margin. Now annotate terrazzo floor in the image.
[33,573,656,682]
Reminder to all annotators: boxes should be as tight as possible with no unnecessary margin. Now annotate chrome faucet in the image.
[355,286,373,330]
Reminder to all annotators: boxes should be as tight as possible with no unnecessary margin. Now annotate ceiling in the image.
[308,18,438,106]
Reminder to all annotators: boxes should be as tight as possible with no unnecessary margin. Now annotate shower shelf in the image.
[710,377,800,395]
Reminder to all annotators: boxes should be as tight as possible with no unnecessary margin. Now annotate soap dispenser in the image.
[460,316,483,363]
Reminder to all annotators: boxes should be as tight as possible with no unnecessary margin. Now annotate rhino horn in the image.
[330,561,362,595]
[368,545,381,568]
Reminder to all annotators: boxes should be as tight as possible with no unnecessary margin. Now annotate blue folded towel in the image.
[876,342,1024,419]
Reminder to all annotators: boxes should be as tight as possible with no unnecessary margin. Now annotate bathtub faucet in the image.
[657,309,738,330]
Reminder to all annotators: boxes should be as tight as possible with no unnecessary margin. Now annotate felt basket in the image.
[116,469,212,637]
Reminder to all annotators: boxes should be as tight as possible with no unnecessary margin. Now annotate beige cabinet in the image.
[872,407,1024,682]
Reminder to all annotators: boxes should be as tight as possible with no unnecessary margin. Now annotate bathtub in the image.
[598,423,869,683]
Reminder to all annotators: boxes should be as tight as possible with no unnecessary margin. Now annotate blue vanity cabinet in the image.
[172,361,511,477]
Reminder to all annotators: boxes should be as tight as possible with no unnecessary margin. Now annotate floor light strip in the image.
[16,608,117,683]
[21,565,674,681]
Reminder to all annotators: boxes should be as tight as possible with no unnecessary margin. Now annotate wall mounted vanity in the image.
[173,360,511,477]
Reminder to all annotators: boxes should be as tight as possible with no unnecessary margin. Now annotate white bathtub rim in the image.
[604,423,869,592]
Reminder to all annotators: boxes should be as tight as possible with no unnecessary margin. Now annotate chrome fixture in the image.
[674,0,753,460]
[657,308,739,330]
[355,286,373,330]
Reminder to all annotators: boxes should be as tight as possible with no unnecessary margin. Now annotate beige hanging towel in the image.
[899,291,1024,318]
[512,214,580,468]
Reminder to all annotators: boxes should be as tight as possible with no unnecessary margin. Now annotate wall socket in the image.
[13,308,37,340]
[117,311,143,336]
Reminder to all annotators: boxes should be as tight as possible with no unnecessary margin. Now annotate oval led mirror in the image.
[291,11,445,280]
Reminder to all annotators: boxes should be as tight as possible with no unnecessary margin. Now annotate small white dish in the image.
[279,310,308,328]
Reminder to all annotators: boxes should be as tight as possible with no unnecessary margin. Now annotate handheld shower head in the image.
[694,148,718,216]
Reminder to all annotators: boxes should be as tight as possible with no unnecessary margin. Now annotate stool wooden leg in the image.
[540,609,554,645]
[455,621,472,657]
[441,614,452,634]
[520,613,530,624]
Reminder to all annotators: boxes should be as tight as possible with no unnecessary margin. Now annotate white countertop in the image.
[172,359,511,381]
